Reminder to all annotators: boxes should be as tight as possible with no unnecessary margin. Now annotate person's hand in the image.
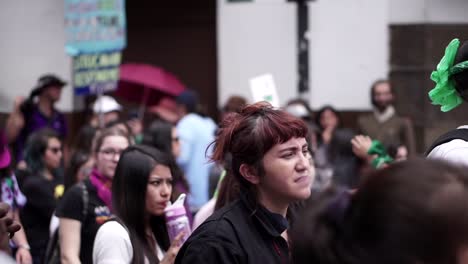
[15,246,32,264]
[160,232,185,264]
[0,203,21,253]
[395,145,408,161]
[0,203,20,237]
[351,135,373,160]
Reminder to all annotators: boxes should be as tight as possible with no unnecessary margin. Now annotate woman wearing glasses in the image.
[56,127,131,264]
[19,128,64,264]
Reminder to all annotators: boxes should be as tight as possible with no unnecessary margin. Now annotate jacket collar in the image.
[240,194,289,237]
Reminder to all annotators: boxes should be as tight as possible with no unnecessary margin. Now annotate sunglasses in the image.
[47,147,62,154]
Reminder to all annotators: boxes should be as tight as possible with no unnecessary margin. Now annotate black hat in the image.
[30,74,67,98]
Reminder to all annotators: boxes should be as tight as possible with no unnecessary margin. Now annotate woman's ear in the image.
[239,164,260,185]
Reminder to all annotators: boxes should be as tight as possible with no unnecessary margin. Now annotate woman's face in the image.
[258,137,314,206]
[95,135,129,179]
[44,137,62,170]
[145,164,172,216]
[171,127,181,158]
[320,109,339,130]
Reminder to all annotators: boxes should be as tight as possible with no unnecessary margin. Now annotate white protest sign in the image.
[249,73,280,107]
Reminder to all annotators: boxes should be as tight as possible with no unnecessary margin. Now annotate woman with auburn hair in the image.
[175,102,315,264]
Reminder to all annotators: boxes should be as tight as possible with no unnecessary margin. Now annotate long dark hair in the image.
[24,128,60,176]
[291,159,468,264]
[143,120,174,155]
[112,145,172,264]
[143,120,189,199]
[327,128,361,188]
[64,150,90,190]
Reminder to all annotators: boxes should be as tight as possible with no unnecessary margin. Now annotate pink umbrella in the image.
[115,63,186,107]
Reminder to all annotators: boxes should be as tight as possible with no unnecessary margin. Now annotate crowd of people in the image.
[0,37,467,264]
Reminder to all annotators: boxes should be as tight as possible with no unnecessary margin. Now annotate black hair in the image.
[453,40,468,102]
[24,128,60,175]
[291,158,468,264]
[314,105,341,131]
[142,120,190,200]
[327,128,360,189]
[64,150,90,190]
[71,125,97,154]
[143,120,173,154]
[112,145,173,264]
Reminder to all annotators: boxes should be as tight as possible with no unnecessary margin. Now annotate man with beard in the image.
[357,79,416,156]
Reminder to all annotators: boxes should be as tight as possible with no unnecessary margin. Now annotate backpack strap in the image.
[79,182,89,219]
[425,128,468,156]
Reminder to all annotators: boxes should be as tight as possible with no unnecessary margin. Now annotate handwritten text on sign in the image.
[73,51,121,94]
[65,0,126,55]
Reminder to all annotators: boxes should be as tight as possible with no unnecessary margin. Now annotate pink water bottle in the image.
[164,194,191,244]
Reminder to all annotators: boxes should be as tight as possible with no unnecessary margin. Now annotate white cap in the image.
[285,104,309,118]
[93,95,122,114]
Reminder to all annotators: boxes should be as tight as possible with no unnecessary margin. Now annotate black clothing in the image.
[175,195,291,264]
[20,174,62,264]
[425,128,468,155]
[56,179,111,264]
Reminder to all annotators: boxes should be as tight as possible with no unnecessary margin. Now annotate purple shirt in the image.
[16,105,67,161]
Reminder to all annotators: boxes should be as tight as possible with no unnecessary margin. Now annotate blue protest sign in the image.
[73,51,121,95]
[65,0,126,55]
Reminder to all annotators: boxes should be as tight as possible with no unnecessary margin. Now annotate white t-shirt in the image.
[93,221,164,264]
[427,126,468,167]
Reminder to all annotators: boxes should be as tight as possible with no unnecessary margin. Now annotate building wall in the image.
[2,0,468,114]
[218,0,468,111]
[0,0,72,113]
[217,0,297,109]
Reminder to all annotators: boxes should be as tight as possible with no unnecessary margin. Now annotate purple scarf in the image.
[89,168,112,210]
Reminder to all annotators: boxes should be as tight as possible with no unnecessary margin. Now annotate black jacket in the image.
[175,195,291,264]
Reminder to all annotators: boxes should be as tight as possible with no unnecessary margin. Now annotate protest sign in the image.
[65,0,126,55]
[249,73,280,107]
[73,51,121,95]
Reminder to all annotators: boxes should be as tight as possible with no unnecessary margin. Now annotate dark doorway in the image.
[123,1,218,118]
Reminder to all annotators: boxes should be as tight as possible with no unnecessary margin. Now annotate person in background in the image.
[285,98,319,153]
[5,74,67,163]
[0,133,31,264]
[314,105,342,190]
[357,79,416,156]
[426,38,468,166]
[326,129,361,189]
[143,120,191,224]
[19,129,64,264]
[90,95,122,128]
[175,90,216,213]
[175,102,314,263]
[93,145,184,264]
[219,95,247,123]
[64,151,93,191]
[127,109,145,144]
[291,159,468,264]
[56,128,131,264]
